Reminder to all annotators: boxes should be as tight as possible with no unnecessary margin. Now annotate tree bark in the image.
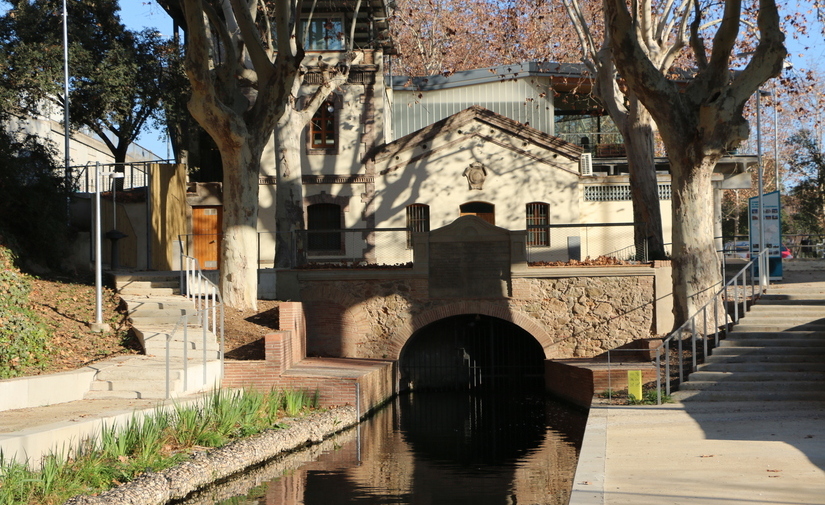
[623,97,666,259]
[274,118,306,268]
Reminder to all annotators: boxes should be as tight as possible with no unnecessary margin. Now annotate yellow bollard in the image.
[628,370,643,402]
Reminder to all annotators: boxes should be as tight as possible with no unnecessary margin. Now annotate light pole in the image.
[62,0,71,221]
[90,163,124,332]
[756,90,768,286]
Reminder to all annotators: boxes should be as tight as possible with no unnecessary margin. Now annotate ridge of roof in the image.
[370,105,582,164]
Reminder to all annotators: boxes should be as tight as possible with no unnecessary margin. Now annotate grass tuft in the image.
[0,387,319,505]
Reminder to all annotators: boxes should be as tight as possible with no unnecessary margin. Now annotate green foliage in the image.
[0,387,320,505]
[0,0,174,162]
[0,128,70,269]
[785,130,825,236]
[628,389,673,405]
[0,245,48,378]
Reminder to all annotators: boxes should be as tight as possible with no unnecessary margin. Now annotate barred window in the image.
[406,204,430,249]
[526,202,550,246]
[584,184,672,201]
[307,203,342,252]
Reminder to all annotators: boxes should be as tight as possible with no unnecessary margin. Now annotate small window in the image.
[303,18,345,51]
[526,202,549,246]
[406,204,430,249]
[307,203,342,252]
[309,101,337,151]
[459,201,495,225]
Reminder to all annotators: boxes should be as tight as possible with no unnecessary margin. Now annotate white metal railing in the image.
[165,254,225,399]
[646,248,770,403]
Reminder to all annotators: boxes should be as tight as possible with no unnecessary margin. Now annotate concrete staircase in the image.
[83,272,222,399]
[674,280,825,402]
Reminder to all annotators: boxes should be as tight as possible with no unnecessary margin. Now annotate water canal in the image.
[179,391,587,505]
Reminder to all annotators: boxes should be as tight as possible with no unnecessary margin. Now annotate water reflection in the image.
[180,392,586,505]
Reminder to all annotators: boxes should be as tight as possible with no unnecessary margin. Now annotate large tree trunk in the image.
[623,99,666,260]
[669,153,723,324]
[219,142,260,310]
[274,116,306,268]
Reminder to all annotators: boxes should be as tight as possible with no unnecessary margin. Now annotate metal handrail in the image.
[164,254,225,399]
[650,248,769,404]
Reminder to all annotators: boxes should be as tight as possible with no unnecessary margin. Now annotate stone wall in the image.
[297,265,664,361]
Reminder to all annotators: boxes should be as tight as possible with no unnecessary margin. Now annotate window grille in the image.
[584,184,672,201]
[406,204,430,249]
[307,203,342,251]
[526,202,549,246]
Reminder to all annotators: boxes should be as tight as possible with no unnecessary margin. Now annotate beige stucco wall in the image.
[256,51,384,267]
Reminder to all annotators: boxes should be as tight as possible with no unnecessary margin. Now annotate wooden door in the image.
[192,206,222,270]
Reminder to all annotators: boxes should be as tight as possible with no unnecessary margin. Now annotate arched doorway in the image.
[459,201,495,225]
[399,314,545,392]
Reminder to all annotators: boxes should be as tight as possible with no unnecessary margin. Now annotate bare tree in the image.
[562,0,696,260]
[604,0,786,324]
[180,0,303,310]
[172,0,370,308]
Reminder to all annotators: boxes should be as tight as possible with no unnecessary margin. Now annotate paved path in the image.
[571,261,825,505]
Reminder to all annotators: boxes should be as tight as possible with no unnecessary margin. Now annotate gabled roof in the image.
[371,105,583,175]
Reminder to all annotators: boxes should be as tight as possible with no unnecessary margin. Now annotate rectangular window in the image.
[526,202,549,247]
[310,102,336,149]
[303,18,345,51]
[307,203,342,252]
[406,204,430,249]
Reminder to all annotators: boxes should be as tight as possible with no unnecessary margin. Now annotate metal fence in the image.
[526,223,651,263]
[69,161,167,193]
[179,228,415,269]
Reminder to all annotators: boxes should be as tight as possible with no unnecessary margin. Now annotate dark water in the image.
[180,392,587,505]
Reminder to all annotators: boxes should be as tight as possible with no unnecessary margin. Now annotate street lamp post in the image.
[756,90,768,287]
[90,163,124,333]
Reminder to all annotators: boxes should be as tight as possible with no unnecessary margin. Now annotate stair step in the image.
[725,331,825,339]
[90,379,183,392]
[673,390,825,402]
[84,389,171,400]
[706,354,825,364]
[732,323,825,332]
[688,370,825,382]
[699,359,825,372]
[119,287,180,296]
[95,366,185,381]
[678,380,825,391]
[713,339,825,350]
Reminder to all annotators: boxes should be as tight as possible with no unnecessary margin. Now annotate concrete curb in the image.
[63,406,358,505]
[568,405,607,505]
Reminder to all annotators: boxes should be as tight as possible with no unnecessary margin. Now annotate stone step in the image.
[673,390,825,402]
[142,348,222,360]
[713,338,825,350]
[698,362,825,372]
[706,353,825,364]
[84,389,171,400]
[678,380,825,391]
[131,312,204,325]
[118,287,180,296]
[761,294,825,303]
[95,365,185,381]
[731,323,825,332]
[688,370,825,382]
[744,305,825,315]
[724,331,825,339]
[89,379,183,392]
[135,326,219,347]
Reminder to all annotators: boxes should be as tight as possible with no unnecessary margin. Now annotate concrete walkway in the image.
[571,261,825,505]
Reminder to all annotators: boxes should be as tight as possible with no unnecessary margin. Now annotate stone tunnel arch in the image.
[398,312,548,392]
[385,302,555,361]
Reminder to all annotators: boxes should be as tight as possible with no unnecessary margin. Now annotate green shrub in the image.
[0,245,48,378]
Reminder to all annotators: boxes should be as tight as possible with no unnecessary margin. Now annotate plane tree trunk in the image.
[604,0,786,325]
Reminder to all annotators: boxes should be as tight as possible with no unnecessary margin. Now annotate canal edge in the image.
[568,405,607,505]
[63,405,359,505]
